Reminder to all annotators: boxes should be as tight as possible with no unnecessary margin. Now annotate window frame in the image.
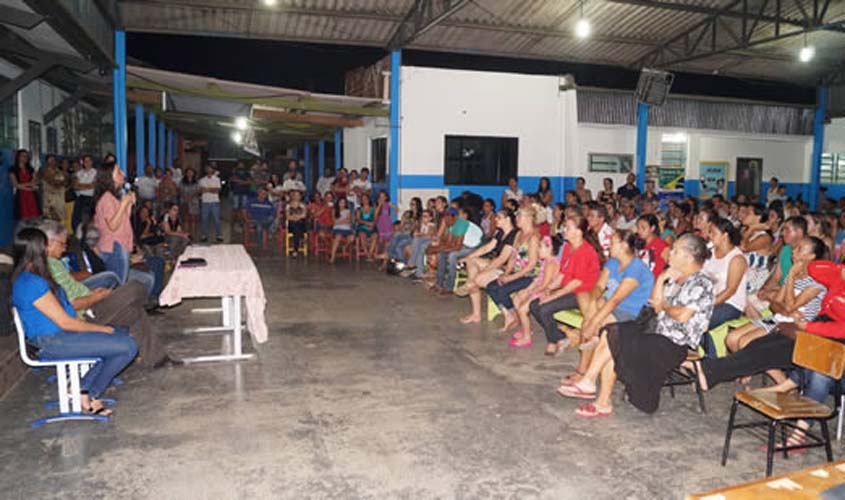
[443,134,519,186]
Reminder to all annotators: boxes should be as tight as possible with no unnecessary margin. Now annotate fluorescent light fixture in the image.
[231,131,243,144]
[799,45,815,63]
[661,132,688,143]
[575,18,591,39]
[235,116,249,130]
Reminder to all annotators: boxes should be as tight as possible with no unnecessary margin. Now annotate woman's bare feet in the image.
[560,371,584,386]
[81,394,113,417]
[498,314,517,333]
[460,314,481,324]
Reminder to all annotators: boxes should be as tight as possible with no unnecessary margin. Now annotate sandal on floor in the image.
[508,337,533,348]
[85,400,113,417]
[559,371,585,387]
[575,403,613,419]
[556,384,596,399]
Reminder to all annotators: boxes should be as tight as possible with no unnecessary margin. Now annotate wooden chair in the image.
[284,225,309,257]
[721,332,845,476]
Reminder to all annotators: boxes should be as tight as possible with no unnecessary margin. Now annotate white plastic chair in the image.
[13,308,108,427]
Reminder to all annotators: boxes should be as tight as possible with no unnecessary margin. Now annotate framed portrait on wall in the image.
[588,153,633,173]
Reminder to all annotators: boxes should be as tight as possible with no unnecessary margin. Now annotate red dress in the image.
[15,167,40,219]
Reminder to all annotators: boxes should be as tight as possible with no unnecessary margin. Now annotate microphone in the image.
[122,182,135,200]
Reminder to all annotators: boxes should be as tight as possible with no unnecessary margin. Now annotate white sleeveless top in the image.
[703,246,747,312]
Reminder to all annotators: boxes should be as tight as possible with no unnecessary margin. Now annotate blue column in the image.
[808,87,827,211]
[636,102,649,192]
[334,127,342,171]
[112,31,127,173]
[158,122,165,170]
[148,112,156,169]
[304,143,311,190]
[389,50,401,205]
[135,104,144,176]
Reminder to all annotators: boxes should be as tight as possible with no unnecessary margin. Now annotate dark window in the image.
[28,121,42,160]
[444,135,518,185]
[371,137,387,182]
[46,127,58,154]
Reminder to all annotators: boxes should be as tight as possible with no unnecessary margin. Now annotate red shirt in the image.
[559,241,600,293]
[805,261,845,339]
[639,236,668,277]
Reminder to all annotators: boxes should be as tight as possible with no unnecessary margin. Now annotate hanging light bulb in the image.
[799,33,815,63]
[575,0,591,39]
[235,116,249,130]
[231,131,243,144]
[262,0,278,6]
[799,45,815,62]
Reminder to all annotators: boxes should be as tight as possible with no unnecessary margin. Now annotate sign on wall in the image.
[588,153,633,173]
[657,166,685,192]
[699,161,728,199]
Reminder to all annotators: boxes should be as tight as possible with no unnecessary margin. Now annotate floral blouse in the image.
[657,271,714,349]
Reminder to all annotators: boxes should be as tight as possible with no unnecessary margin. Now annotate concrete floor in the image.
[1,254,842,499]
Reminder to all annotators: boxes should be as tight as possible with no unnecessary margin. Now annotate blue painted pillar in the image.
[112,31,127,173]
[808,87,827,211]
[636,102,649,192]
[148,112,156,169]
[334,127,342,171]
[389,49,401,205]
[304,143,311,191]
[135,104,145,176]
[158,122,165,170]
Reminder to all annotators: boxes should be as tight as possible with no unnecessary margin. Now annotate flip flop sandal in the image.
[556,384,597,399]
[508,337,533,348]
[575,403,613,419]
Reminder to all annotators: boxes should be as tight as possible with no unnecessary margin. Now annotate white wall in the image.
[343,116,389,176]
[826,118,845,154]
[399,66,564,178]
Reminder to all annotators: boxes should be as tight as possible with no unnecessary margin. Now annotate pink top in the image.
[94,192,134,254]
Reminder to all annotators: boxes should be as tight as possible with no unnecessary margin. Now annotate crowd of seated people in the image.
[374,174,845,428]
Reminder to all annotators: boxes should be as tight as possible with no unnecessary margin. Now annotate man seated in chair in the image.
[41,220,178,369]
[245,188,276,247]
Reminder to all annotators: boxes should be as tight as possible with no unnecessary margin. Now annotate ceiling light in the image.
[575,18,591,39]
[262,0,278,6]
[235,116,249,130]
[231,131,243,144]
[799,45,815,63]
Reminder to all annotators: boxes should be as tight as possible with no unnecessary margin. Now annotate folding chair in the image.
[722,332,845,476]
[13,308,108,427]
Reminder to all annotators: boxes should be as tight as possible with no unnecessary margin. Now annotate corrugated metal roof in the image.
[117,0,845,85]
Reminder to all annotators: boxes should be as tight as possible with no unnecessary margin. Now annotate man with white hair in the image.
[41,220,179,368]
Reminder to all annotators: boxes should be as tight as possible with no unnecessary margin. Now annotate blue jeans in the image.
[231,193,249,210]
[100,241,130,284]
[487,276,534,312]
[30,331,138,399]
[254,217,274,245]
[436,246,476,290]
[81,271,122,290]
[387,233,412,262]
[702,303,743,357]
[409,237,432,277]
[201,202,221,240]
[790,368,839,425]
[142,255,165,299]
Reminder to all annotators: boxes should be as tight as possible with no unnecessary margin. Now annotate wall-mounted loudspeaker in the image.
[635,68,674,106]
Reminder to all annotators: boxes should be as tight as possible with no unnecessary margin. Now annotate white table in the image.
[159,245,268,364]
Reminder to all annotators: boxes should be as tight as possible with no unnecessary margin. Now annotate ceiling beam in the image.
[605,0,808,27]
[387,0,471,49]
[0,59,55,102]
[0,5,45,29]
[0,28,96,73]
[44,86,89,123]
[252,107,364,128]
[23,0,116,67]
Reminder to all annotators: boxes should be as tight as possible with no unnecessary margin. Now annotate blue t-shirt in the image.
[12,271,76,338]
[246,198,276,221]
[604,257,654,317]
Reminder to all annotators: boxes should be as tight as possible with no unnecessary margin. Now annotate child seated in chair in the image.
[285,190,307,257]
